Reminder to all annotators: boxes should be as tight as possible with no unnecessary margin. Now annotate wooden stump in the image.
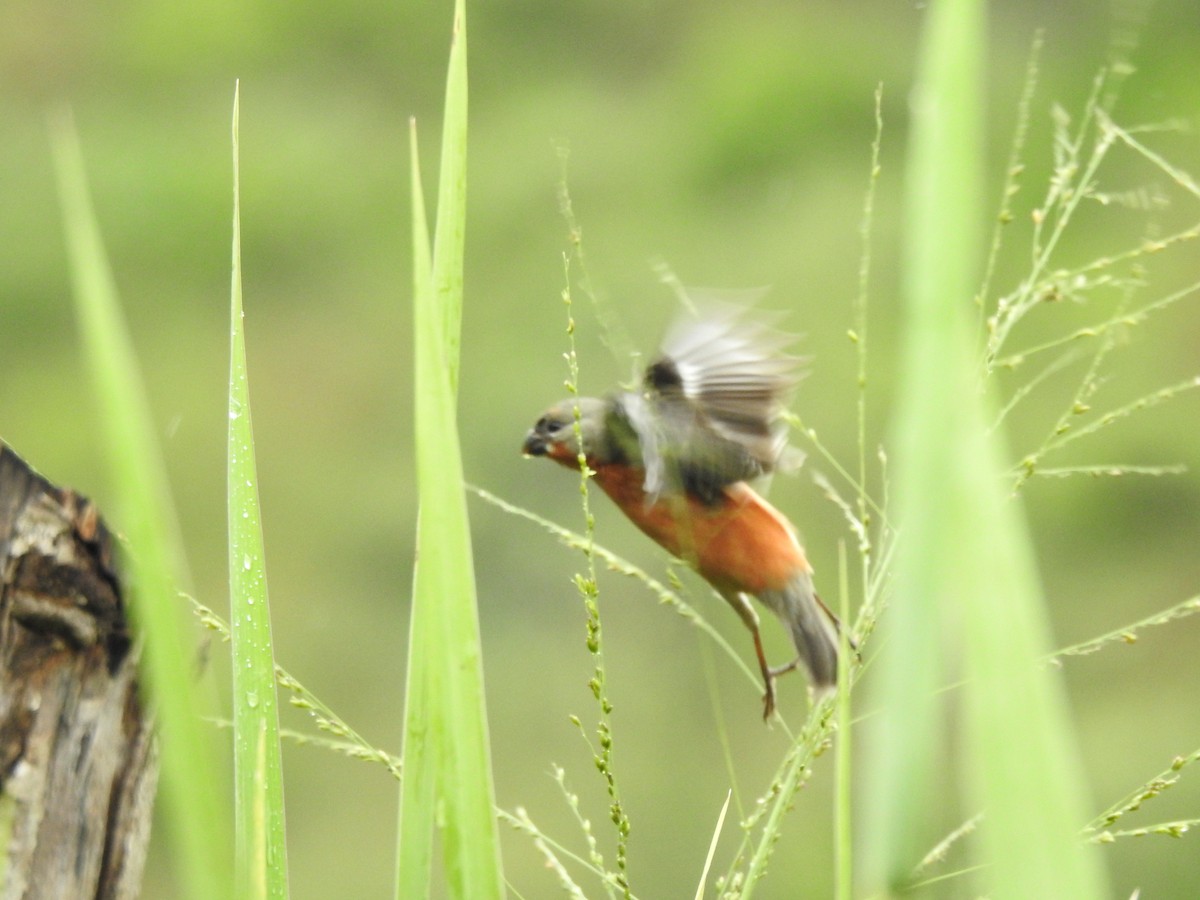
[0,444,156,899]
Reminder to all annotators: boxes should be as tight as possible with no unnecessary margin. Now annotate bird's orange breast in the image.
[589,462,809,595]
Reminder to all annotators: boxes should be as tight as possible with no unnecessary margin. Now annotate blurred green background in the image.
[2,1,1198,897]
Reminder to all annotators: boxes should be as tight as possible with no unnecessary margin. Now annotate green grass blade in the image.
[396,2,504,897]
[228,83,290,900]
[693,791,730,900]
[862,1,1109,896]
[409,118,433,290]
[860,0,984,881]
[50,111,230,900]
[395,117,440,897]
[432,1,468,396]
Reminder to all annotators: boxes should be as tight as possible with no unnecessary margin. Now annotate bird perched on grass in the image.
[522,300,843,719]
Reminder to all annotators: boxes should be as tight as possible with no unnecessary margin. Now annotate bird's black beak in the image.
[522,429,548,457]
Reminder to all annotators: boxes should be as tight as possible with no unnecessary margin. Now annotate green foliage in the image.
[862,0,1108,895]
[13,2,1200,897]
[228,84,290,899]
[50,116,232,900]
[396,1,505,896]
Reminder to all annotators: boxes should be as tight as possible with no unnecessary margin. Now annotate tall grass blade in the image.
[394,115,439,896]
[396,2,505,897]
[862,0,1108,896]
[228,82,290,899]
[50,112,230,899]
[693,791,730,900]
[393,118,441,897]
[432,3,468,395]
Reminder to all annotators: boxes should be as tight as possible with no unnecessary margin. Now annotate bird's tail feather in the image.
[761,572,842,690]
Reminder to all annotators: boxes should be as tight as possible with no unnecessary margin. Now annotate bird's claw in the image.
[761,656,804,721]
[761,682,777,721]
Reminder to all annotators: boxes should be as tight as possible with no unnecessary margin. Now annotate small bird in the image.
[522,301,842,719]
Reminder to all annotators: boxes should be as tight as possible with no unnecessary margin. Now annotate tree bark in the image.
[0,444,156,899]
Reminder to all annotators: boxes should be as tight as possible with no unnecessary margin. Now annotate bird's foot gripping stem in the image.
[758,654,803,721]
[761,683,776,721]
[749,619,805,721]
[727,590,802,721]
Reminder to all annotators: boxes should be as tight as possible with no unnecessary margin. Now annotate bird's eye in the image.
[535,415,561,436]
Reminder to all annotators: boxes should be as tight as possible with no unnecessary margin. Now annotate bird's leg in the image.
[750,624,778,721]
[725,592,778,720]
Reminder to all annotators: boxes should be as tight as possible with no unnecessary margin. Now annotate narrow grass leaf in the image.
[432,1,468,395]
[395,117,440,897]
[50,111,230,899]
[693,791,731,900]
[864,0,987,879]
[228,83,290,899]
[863,1,1109,896]
[396,2,504,897]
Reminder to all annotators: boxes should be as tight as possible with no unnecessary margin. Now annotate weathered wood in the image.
[0,444,156,899]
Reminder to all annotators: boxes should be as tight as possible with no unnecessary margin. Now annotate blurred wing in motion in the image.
[633,297,805,503]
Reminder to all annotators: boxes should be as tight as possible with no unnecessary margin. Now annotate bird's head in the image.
[522,397,612,469]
